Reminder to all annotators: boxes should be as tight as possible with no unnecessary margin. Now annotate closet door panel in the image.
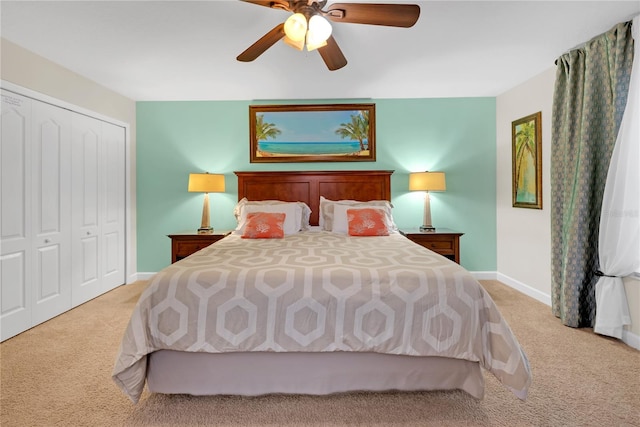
[104,232,120,279]
[80,236,99,280]
[71,114,102,306]
[101,122,125,291]
[1,91,32,340]
[0,251,29,339]
[34,245,60,300]
[31,101,71,324]
[81,133,99,229]
[1,94,30,242]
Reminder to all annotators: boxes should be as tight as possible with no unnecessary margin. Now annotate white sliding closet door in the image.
[71,114,102,305]
[31,100,72,324]
[1,92,33,339]
[1,85,127,341]
[71,115,125,305]
[1,92,73,337]
[101,122,125,292]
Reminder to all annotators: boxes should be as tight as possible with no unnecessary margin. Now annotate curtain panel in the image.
[594,15,639,339]
[551,21,634,328]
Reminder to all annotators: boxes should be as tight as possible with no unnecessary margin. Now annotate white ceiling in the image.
[2,1,638,101]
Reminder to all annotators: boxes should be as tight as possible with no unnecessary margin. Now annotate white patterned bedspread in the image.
[113,231,531,403]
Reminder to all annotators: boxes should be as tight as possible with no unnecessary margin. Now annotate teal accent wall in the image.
[137,98,496,273]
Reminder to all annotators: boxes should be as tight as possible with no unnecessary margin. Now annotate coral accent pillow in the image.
[347,208,389,236]
[321,196,397,233]
[235,203,301,236]
[241,212,285,239]
[234,198,311,232]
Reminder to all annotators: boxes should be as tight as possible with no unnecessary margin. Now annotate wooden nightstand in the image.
[168,230,232,263]
[401,228,463,264]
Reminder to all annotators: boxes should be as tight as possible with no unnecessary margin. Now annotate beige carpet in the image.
[1,280,638,426]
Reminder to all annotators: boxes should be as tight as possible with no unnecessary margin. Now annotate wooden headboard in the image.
[235,170,393,226]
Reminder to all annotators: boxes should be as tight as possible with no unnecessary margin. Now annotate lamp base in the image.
[198,227,214,234]
[419,225,436,232]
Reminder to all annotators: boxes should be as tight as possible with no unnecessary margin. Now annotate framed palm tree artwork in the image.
[249,103,376,163]
[512,111,542,209]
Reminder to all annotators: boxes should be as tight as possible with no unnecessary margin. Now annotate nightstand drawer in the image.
[174,241,213,259]
[410,237,454,251]
[401,228,463,264]
[168,231,231,263]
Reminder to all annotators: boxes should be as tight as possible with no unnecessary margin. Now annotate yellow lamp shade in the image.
[188,173,225,193]
[409,171,446,192]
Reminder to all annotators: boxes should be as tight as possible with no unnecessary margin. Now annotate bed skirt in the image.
[147,350,485,399]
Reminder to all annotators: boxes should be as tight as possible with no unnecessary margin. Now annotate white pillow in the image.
[319,196,330,229]
[234,198,311,230]
[320,196,396,232]
[331,204,396,235]
[235,203,302,235]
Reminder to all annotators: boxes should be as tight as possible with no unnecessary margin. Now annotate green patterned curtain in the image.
[551,21,634,328]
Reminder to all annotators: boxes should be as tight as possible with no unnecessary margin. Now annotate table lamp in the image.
[409,171,446,232]
[188,172,225,234]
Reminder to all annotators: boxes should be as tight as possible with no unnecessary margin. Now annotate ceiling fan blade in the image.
[237,23,286,62]
[318,36,347,71]
[326,3,420,27]
[239,0,290,10]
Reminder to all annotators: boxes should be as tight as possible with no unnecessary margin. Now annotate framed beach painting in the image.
[249,103,376,163]
[512,112,542,209]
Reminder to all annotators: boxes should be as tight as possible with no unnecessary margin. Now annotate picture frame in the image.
[249,103,376,163]
[512,112,542,209]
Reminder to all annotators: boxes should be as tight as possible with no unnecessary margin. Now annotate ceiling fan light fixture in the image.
[306,15,332,51]
[308,15,332,41]
[283,35,305,51]
[305,38,327,52]
[284,13,307,42]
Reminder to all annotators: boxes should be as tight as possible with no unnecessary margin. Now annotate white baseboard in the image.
[494,272,552,306]
[470,271,498,281]
[136,272,157,281]
[483,271,639,350]
[621,328,640,350]
[470,271,552,305]
[126,272,156,282]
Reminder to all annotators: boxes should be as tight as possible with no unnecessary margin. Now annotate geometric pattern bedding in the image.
[113,231,532,403]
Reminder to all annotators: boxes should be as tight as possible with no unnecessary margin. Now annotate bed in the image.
[113,170,531,404]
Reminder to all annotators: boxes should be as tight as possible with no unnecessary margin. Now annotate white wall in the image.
[496,67,640,346]
[1,38,138,283]
[496,68,554,302]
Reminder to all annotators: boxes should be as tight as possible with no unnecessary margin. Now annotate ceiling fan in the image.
[236,0,420,71]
